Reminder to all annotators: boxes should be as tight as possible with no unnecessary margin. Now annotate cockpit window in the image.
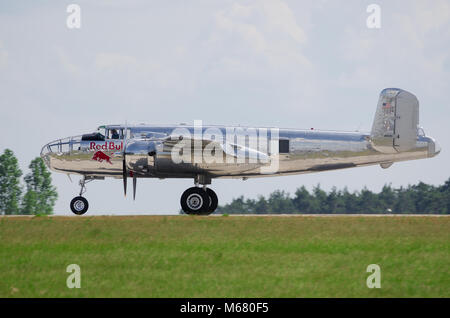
[81,132,105,141]
[107,129,122,139]
[98,126,106,137]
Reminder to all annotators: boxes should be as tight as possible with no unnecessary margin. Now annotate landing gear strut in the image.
[70,176,92,215]
[180,177,218,215]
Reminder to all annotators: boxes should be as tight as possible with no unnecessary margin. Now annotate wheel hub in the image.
[186,193,203,210]
[74,200,85,211]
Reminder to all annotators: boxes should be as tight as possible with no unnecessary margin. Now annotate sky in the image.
[0,0,449,215]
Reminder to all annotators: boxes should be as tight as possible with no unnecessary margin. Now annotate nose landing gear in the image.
[180,184,218,215]
[70,176,93,215]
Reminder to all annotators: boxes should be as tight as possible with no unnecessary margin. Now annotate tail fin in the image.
[370,88,419,153]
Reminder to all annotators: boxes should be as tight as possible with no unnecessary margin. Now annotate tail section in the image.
[370,88,419,153]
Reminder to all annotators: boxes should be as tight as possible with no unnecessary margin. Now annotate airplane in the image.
[40,88,440,215]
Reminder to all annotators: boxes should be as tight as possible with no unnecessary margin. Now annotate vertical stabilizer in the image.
[370,88,419,153]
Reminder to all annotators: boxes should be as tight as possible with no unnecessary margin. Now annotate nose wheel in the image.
[70,196,89,215]
[181,187,218,215]
[70,176,92,215]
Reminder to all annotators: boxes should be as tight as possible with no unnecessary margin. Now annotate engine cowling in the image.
[124,140,157,175]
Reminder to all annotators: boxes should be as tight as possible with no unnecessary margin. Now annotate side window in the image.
[279,139,290,154]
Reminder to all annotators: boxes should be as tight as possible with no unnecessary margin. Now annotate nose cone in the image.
[40,143,53,169]
[40,136,83,172]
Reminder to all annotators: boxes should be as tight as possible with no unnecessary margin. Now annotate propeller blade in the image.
[133,176,137,201]
[122,159,127,197]
[122,122,129,197]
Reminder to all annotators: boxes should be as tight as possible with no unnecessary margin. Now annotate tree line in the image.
[216,179,450,214]
[0,149,57,215]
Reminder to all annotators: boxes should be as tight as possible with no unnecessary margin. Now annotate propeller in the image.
[122,122,128,197]
[122,123,138,200]
[122,159,127,197]
[133,176,137,201]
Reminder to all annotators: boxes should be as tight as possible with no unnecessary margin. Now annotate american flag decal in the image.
[382,101,394,115]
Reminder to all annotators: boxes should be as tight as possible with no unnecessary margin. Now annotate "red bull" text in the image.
[89,141,123,151]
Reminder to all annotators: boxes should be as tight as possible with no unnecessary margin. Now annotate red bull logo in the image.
[92,151,113,164]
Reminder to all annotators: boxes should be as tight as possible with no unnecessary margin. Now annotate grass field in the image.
[0,215,449,298]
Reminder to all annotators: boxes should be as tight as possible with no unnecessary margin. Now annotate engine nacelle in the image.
[124,140,157,175]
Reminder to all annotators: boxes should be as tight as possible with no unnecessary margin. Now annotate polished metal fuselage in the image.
[40,124,440,180]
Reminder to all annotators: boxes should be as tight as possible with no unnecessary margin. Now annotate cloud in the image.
[94,52,139,70]
[55,46,81,75]
[394,0,450,50]
[262,0,307,44]
[210,0,311,70]
[337,1,450,94]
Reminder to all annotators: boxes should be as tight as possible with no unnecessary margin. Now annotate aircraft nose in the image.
[40,142,54,169]
[40,136,81,170]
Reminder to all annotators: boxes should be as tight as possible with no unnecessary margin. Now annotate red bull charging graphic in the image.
[92,151,113,164]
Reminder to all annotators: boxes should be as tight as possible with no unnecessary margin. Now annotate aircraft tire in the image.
[203,188,218,215]
[70,196,89,215]
[181,187,209,215]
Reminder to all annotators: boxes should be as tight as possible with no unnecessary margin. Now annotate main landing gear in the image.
[180,187,218,215]
[180,176,218,215]
[70,177,92,215]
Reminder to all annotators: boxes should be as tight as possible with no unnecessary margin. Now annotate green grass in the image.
[0,215,449,297]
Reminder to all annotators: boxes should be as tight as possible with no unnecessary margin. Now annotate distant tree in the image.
[341,187,358,213]
[440,178,450,214]
[217,195,246,214]
[325,187,340,213]
[427,185,446,214]
[243,198,258,214]
[0,149,23,215]
[357,187,379,213]
[378,184,396,213]
[409,182,443,214]
[217,178,450,215]
[394,186,416,214]
[312,184,327,213]
[266,190,295,213]
[333,189,347,214]
[254,195,269,214]
[21,157,57,215]
[293,186,313,213]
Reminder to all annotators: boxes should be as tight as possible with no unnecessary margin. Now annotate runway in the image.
[1,214,449,218]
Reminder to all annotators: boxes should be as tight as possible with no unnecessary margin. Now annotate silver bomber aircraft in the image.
[41,88,440,215]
